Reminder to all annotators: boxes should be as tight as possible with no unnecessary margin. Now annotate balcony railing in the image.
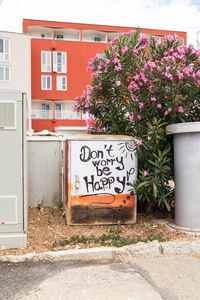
[31,109,83,120]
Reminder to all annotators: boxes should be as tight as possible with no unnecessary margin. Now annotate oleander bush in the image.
[73,29,200,212]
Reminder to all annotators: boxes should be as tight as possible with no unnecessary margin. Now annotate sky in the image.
[0,0,199,46]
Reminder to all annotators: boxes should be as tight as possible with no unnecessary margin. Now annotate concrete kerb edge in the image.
[1,239,200,263]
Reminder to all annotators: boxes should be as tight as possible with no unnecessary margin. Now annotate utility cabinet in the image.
[167,122,200,228]
[0,90,27,249]
[66,135,137,225]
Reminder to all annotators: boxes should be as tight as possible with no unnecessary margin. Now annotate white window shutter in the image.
[53,51,57,72]
[41,51,51,72]
[61,52,66,73]
[0,67,3,80]
[57,76,61,90]
[5,67,9,81]
[47,76,51,90]
[41,76,45,89]
[41,51,45,72]
[5,39,9,61]
[62,76,67,90]
[47,52,51,72]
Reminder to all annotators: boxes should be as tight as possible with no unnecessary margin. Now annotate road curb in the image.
[0,239,200,263]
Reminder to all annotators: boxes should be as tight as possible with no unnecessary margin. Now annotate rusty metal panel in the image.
[66,135,137,225]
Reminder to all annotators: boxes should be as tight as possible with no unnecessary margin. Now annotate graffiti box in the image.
[65,135,137,225]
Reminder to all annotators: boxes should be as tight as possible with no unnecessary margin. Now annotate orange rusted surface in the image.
[71,193,135,208]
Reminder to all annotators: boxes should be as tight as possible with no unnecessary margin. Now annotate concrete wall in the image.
[27,137,64,208]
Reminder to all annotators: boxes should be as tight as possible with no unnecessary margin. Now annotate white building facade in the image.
[0,30,32,133]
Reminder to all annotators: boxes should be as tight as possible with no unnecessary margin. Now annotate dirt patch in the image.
[0,207,199,256]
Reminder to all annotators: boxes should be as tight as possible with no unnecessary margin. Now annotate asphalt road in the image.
[1,255,200,300]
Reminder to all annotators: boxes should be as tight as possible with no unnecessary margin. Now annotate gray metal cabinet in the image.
[0,90,27,249]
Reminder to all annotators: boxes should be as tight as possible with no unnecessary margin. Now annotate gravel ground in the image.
[0,207,198,257]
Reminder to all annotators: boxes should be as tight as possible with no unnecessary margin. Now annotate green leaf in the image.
[148,160,159,168]
[164,199,171,211]
[153,183,158,198]
[136,181,149,189]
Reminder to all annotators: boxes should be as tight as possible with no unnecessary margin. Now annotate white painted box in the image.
[66,134,137,225]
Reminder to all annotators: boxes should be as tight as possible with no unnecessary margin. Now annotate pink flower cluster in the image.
[121,45,129,55]
[113,54,122,71]
[164,107,172,116]
[73,28,200,136]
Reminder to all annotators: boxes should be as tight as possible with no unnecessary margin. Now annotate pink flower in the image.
[151,97,157,102]
[86,115,94,125]
[137,115,142,120]
[133,83,140,91]
[148,84,154,91]
[97,126,101,132]
[196,70,200,78]
[134,138,142,146]
[86,127,91,134]
[139,102,144,109]
[183,66,193,76]
[144,170,148,176]
[136,233,143,237]
[98,64,102,71]
[164,72,174,80]
[112,38,118,45]
[146,136,151,141]
[121,46,129,55]
[72,105,79,112]
[178,72,183,80]
[141,35,149,46]
[128,82,140,91]
[164,108,172,116]
[115,64,122,71]
[178,106,184,113]
[131,143,136,150]
[134,74,140,81]
[130,112,134,122]
[140,72,148,83]
[85,101,91,108]
[168,107,172,113]
[157,104,162,109]
[113,56,120,64]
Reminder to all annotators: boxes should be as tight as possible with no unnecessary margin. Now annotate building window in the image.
[41,75,51,90]
[0,101,16,129]
[41,104,50,119]
[55,103,61,119]
[41,51,51,72]
[179,37,184,45]
[53,51,67,73]
[94,37,102,42]
[57,76,67,91]
[55,34,64,40]
[0,66,10,82]
[0,38,9,61]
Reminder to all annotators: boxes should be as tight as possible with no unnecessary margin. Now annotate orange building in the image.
[23,19,187,133]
